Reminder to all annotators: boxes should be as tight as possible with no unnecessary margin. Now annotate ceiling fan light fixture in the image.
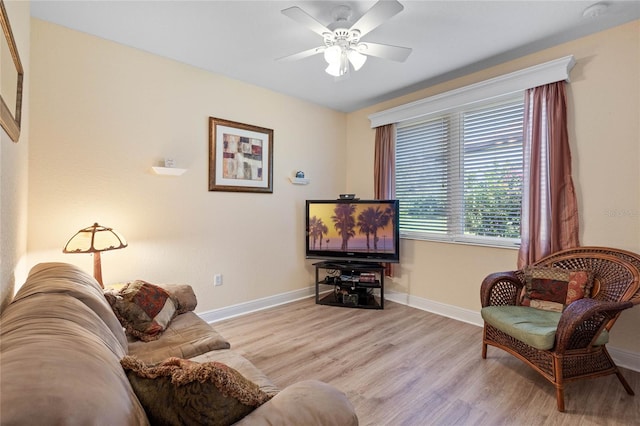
[347,49,367,71]
[324,45,351,77]
[325,61,341,77]
[280,0,411,78]
[323,45,342,65]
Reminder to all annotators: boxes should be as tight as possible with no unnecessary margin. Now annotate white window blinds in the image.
[396,96,524,246]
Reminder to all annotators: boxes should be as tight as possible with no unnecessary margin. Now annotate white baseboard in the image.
[609,346,640,373]
[198,286,640,373]
[199,286,315,324]
[384,290,483,326]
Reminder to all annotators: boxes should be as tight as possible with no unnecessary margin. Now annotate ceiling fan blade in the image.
[282,6,332,37]
[350,0,404,37]
[359,42,412,62]
[277,46,325,62]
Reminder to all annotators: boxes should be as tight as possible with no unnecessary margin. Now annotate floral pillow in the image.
[121,356,273,426]
[521,267,594,312]
[106,280,177,341]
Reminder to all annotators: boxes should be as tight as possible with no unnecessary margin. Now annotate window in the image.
[396,96,524,247]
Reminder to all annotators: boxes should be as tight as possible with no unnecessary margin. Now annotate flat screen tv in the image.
[305,199,400,264]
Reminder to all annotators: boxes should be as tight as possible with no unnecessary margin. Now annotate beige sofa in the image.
[0,262,358,425]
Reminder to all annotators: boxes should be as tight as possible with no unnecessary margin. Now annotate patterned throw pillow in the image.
[107,280,177,341]
[522,267,594,312]
[121,356,273,426]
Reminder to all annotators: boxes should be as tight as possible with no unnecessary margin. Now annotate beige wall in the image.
[27,19,347,312]
[346,21,640,354]
[0,1,30,313]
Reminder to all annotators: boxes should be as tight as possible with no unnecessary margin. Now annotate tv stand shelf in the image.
[314,261,385,309]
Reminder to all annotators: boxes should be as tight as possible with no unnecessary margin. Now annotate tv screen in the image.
[305,199,400,264]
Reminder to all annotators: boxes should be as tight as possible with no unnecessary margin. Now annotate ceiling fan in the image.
[278,0,412,78]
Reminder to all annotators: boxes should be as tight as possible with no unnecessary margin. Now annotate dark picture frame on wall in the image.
[209,117,273,193]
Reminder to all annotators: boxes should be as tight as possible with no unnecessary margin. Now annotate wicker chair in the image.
[480,246,640,412]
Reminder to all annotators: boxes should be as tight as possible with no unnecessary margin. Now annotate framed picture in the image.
[0,0,24,143]
[209,117,273,193]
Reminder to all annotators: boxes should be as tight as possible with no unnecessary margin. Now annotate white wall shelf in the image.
[289,177,310,185]
[152,166,187,176]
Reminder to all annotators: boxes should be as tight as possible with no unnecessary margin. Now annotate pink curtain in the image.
[517,81,580,268]
[374,124,397,276]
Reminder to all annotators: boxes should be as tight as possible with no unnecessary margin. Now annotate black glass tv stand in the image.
[313,261,385,309]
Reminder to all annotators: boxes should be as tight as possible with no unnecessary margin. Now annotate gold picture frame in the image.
[0,0,23,143]
[209,117,273,193]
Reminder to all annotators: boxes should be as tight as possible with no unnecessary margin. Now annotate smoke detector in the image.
[582,3,609,19]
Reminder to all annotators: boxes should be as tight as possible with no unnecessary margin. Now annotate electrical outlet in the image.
[214,274,223,286]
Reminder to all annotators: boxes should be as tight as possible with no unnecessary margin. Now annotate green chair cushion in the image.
[481,305,608,350]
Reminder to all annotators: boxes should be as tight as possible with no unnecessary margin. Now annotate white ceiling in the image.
[30,1,640,112]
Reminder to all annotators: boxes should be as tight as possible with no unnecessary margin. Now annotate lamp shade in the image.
[63,223,127,288]
[347,50,367,71]
[63,223,127,253]
[323,45,342,65]
[325,61,342,77]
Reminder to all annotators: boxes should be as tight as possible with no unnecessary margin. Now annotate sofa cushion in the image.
[157,283,198,314]
[121,356,273,426]
[234,380,359,426]
[108,280,178,342]
[1,293,149,425]
[127,311,231,363]
[481,305,608,350]
[190,349,280,397]
[12,262,129,351]
[521,267,594,312]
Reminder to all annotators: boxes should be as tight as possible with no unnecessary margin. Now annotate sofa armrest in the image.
[234,380,358,426]
[157,284,198,313]
[480,271,524,307]
[555,298,634,353]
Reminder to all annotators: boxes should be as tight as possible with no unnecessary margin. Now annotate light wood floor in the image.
[213,298,640,426]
